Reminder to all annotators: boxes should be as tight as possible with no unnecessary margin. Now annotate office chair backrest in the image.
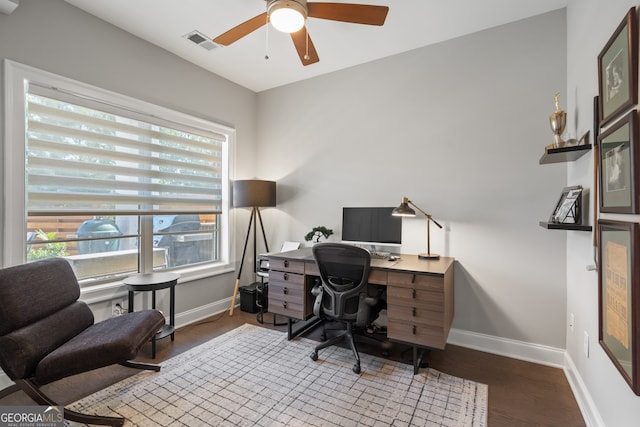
[312,243,371,320]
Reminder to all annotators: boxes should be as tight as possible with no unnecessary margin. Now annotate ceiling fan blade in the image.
[307,3,389,26]
[291,27,319,66]
[213,12,268,46]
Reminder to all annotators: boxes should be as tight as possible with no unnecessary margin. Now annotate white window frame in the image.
[3,60,235,298]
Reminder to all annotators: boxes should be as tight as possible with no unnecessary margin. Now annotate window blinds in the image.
[25,85,225,216]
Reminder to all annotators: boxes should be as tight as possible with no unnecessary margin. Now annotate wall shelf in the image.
[539,144,592,164]
[539,221,592,231]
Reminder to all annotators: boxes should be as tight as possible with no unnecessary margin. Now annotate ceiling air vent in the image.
[184,30,219,51]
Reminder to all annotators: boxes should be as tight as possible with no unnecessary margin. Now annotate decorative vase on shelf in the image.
[549,92,567,148]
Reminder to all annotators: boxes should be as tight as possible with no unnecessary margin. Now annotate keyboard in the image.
[370,252,390,259]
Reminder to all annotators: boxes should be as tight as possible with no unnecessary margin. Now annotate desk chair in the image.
[309,243,387,374]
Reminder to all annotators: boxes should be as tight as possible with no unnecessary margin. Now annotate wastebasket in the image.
[239,282,260,313]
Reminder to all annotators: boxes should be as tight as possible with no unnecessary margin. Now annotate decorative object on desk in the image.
[549,186,583,224]
[549,93,567,148]
[68,324,488,426]
[392,197,442,259]
[229,179,277,316]
[598,220,640,395]
[304,225,333,243]
[598,111,639,213]
[598,7,638,127]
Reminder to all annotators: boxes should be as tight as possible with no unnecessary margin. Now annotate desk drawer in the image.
[268,279,313,320]
[269,258,305,274]
[268,297,307,319]
[269,280,305,303]
[368,269,387,285]
[387,304,444,327]
[387,319,446,349]
[387,285,443,311]
[387,272,443,291]
[269,270,304,285]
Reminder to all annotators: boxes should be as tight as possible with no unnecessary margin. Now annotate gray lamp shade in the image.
[233,180,276,207]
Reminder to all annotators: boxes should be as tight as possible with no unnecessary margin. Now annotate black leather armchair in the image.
[0,258,166,426]
[309,243,387,374]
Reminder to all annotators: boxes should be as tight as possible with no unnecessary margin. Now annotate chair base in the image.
[310,321,390,374]
[11,360,161,426]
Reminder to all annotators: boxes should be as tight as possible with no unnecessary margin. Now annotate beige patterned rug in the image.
[68,323,487,426]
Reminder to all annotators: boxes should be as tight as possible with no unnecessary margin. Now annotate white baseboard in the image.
[563,353,605,427]
[174,296,234,329]
[447,328,566,367]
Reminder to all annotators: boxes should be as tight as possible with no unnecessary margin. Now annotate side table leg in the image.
[170,284,175,341]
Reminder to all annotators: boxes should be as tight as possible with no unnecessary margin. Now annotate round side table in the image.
[123,272,180,358]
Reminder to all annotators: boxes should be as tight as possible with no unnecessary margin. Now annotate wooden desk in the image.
[267,248,454,369]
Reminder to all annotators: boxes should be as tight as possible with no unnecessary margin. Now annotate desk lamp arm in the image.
[406,199,443,229]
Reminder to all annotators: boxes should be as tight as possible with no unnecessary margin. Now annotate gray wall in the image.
[566,1,640,426]
[256,10,569,349]
[0,0,258,318]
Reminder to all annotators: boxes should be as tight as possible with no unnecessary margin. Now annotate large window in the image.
[3,61,233,286]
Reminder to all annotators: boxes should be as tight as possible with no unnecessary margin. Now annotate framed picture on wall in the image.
[598,7,638,127]
[598,220,640,395]
[598,111,639,213]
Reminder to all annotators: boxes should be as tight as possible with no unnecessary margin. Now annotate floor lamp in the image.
[229,179,276,316]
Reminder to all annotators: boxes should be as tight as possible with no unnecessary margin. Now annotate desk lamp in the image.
[230,179,276,316]
[392,197,443,260]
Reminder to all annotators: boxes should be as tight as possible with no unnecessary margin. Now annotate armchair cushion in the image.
[35,309,164,384]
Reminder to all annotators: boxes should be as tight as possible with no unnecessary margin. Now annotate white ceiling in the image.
[63,0,568,92]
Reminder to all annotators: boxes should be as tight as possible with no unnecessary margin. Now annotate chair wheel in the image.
[353,364,361,374]
[310,351,318,361]
[320,333,327,341]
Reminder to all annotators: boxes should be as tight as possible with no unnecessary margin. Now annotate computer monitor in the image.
[341,207,402,247]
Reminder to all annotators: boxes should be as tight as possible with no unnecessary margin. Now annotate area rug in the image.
[68,324,487,426]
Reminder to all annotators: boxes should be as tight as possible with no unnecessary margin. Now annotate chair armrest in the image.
[311,284,324,318]
[356,294,379,327]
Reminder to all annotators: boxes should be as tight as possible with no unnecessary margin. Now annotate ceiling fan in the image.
[213,0,389,66]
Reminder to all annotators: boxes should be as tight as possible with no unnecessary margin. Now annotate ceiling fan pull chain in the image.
[265,15,270,60]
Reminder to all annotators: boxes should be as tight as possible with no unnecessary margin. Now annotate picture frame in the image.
[598,7,638,127]
[598,219,640,395]
[598,111,639,213]
[549,186,582,224]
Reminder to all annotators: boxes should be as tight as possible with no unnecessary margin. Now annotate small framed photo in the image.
[598,220,640,395]
[550,186,582,224]
[598,111,639,213]
[598,7,638,127]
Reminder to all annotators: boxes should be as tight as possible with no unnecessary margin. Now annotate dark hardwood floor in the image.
[0,310,586,426]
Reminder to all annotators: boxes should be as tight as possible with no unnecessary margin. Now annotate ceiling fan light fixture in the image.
[268,0,307,33]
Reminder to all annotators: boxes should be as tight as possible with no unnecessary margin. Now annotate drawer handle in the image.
[412,289,416,299]
[412,325,417,335]
[283,273,289,280]
[411,274,416,284]
[283,301,288,308]
[283,287,288,295]
[412,307,416,317]
[284,260,289,267]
